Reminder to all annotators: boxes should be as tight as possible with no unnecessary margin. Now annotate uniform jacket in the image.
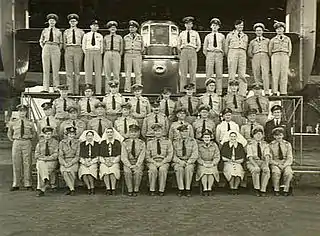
[58,138,80,165]
[121,138,146,166]
[172,137,198,164]
[123,33,144,52]
[168,121,194,141]
[39,27,63,47]
[63,27,85,47]
[103,93,125,115]
[248,36,270,57]
[52,97,78,120]
[129,96,151,119]
[104,34,123,54]
[203,32,225,54]
[78,97,100,117]
[225,30,248,53]
[269,139,293,167]
[265,118,291,143]
[35,138,59,161]
[7,118,35,141]
[141,113,169,138]
[192,118,216,140]
[197,141,220,165]
[146,137,173,163]
[269,35,292,56]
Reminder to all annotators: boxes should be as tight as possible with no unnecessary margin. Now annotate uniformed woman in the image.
[221,130,247,194]
[99,127,122,195]
[78,130,100,195]
[196,130,220,196]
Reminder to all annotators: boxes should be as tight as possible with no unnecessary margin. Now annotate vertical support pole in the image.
[293,98,296,162]
[11,0,16,78]
[299,0,304,89]
[300,97,303,165]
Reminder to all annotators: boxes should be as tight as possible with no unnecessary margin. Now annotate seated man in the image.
[114,103,138,139]
[193,104,216,140]
[146,124,173,196]
[216,108,239,145]
[35,127,59,197]
[246,127,271,197]
[37,102,58,139]
[240,108,264,143]
[168,107,194,141]
[121,124,145,197]
[78,83,100,123]
[172,124,198,197]
[59,106,86,139]
[87,102,113,138]
[269,127,293,197]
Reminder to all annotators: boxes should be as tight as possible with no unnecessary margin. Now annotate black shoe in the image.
[26,186,34,191]
[106,190,111,196]
[111,190,116,196]
[128,192,133,197]
[44,178,50,186]
[235,189,240,195]
[70,190,75,196]
[88,189,92,195]
[91,188,95,195]
[254,189,261,197]
[274,191,280,196]
[208,190,213,196]
[177,190,183,197]
[65,190,71,195]
[41,90,49,93]
[36,190,44,197]
[186,190,191,197]
[51,187,58,192]
[202,190,207,196]
[10,187,19,191]
[283,191,290,197]
[133,191,138,197]
[159,191,164,196]
[260,191,267,197]
[150,191,156,196]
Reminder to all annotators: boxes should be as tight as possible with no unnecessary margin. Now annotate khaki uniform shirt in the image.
[199,93,222,117]
[248,36,270,57]
[52,97,78,120]
[87,117,113,136]
[103,93,125,116]
[240,122,264,141]
[244,95,269,115]
[159,98,176,118]
[114,116,138,139]
[178,30,201,51]
[104,34,123,54]
[225,30,248,53]
[192,118,216,140]
[121,138,145,166]
[269,140,293,167]
[58,138,80,165]
[63,27,85,47]
[247,140,270,162]
[35,138,59,161]
[82,31,104,53]
[203,32,225,54]
[59,119,86,139]
[141,113,169,138]
[37,115,58,137]
[176,95,199,116]
[123,33,144,52]
[39,27,63,47]
[78,97,100,118]
[169,121,194,141]
[173,137,198,163]
[128,96,151,120]
[146,137,173,163]
[223,93,245,113]
[7,118,35,141]
[269,35,292,57]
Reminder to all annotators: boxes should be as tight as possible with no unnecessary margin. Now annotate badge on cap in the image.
[67,13,79,21]
[182,16,195,23]
[46,13,59,21]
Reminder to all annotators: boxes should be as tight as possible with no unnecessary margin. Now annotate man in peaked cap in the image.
[63,13,85,95]
[240,108,264,142]
[159,87,175,121]
[168,107,194,141]
[104,20,123,92]
[248,22,270,96]
[82,19,104,94]
[87,101,113,137]
[192,104,216,140]
[203,17,225,96]
[123,20,144,92]
[178,16,201,92]
[59,105,86,139]
[37,102,58,139]
[176,83,199,124]
[78,83,100,123]
[39,13,62,92]
[215,107,240,144]
[114,102,138,139]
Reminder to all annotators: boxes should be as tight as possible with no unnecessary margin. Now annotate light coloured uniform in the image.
[216,121,239,144]
[52,97,78,123]
[176,95,199,124]
[37,115,59,139]
[78,97,100,123]
[244,95,269,126]
[192,118,216,140]
[141,113,169,139]
[223,93,245,126]
[168,121,194,141]
[199,93,222,123]
[103,93,125,123]
[128,96,151,127]
[240,122,264,143]
[87,117,113,138]
[114,116,138,139]
[59,119,86,139]
[159,98,176,121]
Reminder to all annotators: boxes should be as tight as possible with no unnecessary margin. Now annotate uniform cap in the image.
[90,19,99,26]
[67,13,79,21]
[205,78,216,86]
[184,83,195,90]
[83,83,94,91]
[41,102,53,110]
[129,20,139,28]
[198,104,211,112]
[175,107,188,114]
[252,127,264,136]
[131,83,143,91]
[272,127,285,135]
[251,82,263,90]
[221,108,233,115]
[162,87,172,94]
[16,104,28,111]
[202,129,213,136]
[106,20,118,28]
[57,84,69,90]
[229,80,239,86]
[245,108,258,117]
[108,80,119,87]
[129,124,140,132]
[67,106,78,113]
[151,100,160,108]
[66,126,77,134]
[253,23,265,31]
[271,105,282,113]
[210,18,221,26]
[42,126,54,133]
[46,13,59,21]
[94,102,106,109]
[273,21,285,29]
[177,124,189,132]
[151,123,163,130]
[182,16,195,23]
[121,102,132,109]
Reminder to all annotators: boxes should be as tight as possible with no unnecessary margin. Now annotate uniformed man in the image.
[244,83,270,126]
[59,106,86,139]
[39,13,62,92]
[102,80,125,123]
[269,127,293,196]
[146,123,173,196]
[178,16,201,92]
[216,108,240,144]
[123,20,144,92]
[223,80,245,126]
[203,18,225,96]
[8,105,35,191]
[37,102,58,139]
[121,124,146,196]
[225,20,249,96]
[63,13,85,95]
[240,108,264,142]
[199,78,222,123]
[52,84,78,124]
[35,127,59,197]
[269,21,292,96]
[58,126,80,195]
[103,21,123,92]
[176,83,199,124]
[265,105,291,143]
[246,127,271,197]
[168,107,194,141]
[87,102,113,138]
[78,83,100,123]
[159,87,176,122]
[172,124,198,197]
[248,23,270,96]
[114,103,138,139]
[128,84,151,127]
[82,20,104,95]
[192,104,216,140]
[141,101,169,140]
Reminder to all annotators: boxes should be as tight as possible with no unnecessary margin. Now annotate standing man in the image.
[248,23,270,96]
[269,21,292,96]
[203,18,225,96]
[123,20,144,92]
[114,103,138,139]
[159,87,176,122]
[87,102,113,138]
[192,105,216,140]
[240,108,264,142]
[39,13,62,93]
[8,105,35,191]
[176,83,199,124]
[225,20,248,96]
[63,13,85,95]
[82,20,104,95]
[103,21,123,92]
[78,83,100,123]
[37,102,58,139]
[178,16,201,92]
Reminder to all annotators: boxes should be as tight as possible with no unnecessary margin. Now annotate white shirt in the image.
[216,121,239,143]
[82,31,103,53]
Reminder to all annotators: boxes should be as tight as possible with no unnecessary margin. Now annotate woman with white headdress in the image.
[78,130,101,195]
[221,130,246,195]
[99,127,122,195]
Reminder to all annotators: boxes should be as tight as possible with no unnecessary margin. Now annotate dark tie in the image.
[46,117,50,126]
[98,119,103,136]
[202,119,206,135]
[187,31,190,43]
[213,33,217,47]
[72,29,76,44]
[87,98,91,113]
[227,122,231,131]
[238,33,241,38]
[257,142,262,159]
[278,142,284,160]
[250,124,254,138]
[256,97,263,113]
[20,120,24,138]
[155,114,158,123]
[69,140,72,147]
[188,97,193,115]
[136,98,141,114]
[110,34,114,50]
[280,36,283,40]
[233,94,238,109]
[73,120,76,127]
[157,139,161,155]
[112,95,116,110]
[45,141,50,156]
[182,140,186,156]
[131,140,136,157]
[124,118,128,134]
[209,95,213,109]
[165,100,169,117]
[49,28,53,42]
[91,32,96,46]
[63,99,67,111]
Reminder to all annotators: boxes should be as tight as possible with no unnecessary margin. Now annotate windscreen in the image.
[150,25,169,45]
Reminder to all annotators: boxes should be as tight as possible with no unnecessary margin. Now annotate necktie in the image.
[280,36,283,40]
[157,139,161,155]
[202,119,206,135]
[233,94,238,109]
[69,140,72,147]
[165,100,169,117]
[49,28,53,42]
[131,140,136,157]
[256,97,263,113]
[136,98,141,114]
[72,29,76,44]
[20,120,24,138]
[257,142,262,159]
[209,95,213,109]
[124,118,128,134]
[188,97,193,115]
[278,142,284,160]
[182,140,186,156]
[227,122,231,131]
[187,31,190,43]
[46,117,50,126]
[73,120,76,127]
[87,98,91,113]
[155,114,158,123]
[45,141,50,156]
[112,95,116,110]
[250,123,254,138]
[63,98,67,111]
[91,32,96,46]
[110,34,114,50]
[98,119,103,136]
[213,33,217,47]
[238,33,241,38]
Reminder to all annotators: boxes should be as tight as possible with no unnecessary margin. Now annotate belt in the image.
[65,44,81,47]
[181,46,196,50]
[229,47,246,51]
[207,49,223,53]
[14,138,32,141]
[105,50,120,52]
[44,42,60,46]
[125,49,142,53]
[272,51,289,54]
[253,51,268,54]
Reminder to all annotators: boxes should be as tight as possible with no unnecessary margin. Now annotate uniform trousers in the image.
[124,51,142,92]
[180,48,197,92]
[65,46,83,95]
[104,51,121,92]
[123,165,144,192]
[247,160,270,192]
[147,163,169,192]
[206,51,223,95]
[271,52,290,95]
[271,165,293,192]
[36,160,58,192]
[252,52,270,95]
[42,44,61,91]
[173,164,194,190]
[84,50,102,94]
[227,49,247,96]
[12,140,32,187]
